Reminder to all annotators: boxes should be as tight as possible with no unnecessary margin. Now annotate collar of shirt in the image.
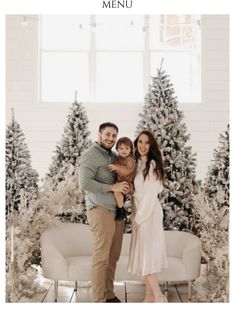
[94,142,113,156]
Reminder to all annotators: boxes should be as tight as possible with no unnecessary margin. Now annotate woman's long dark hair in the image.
[134,130,165,182]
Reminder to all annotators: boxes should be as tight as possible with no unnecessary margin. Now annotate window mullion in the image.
[143,15,150,94]
[90,15,96,99]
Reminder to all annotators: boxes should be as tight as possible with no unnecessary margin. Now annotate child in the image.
[108,137,137,221]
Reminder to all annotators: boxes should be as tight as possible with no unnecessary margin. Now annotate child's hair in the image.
[116,137,134,156]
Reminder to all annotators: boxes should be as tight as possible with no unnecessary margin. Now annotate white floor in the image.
[30,279,191,303]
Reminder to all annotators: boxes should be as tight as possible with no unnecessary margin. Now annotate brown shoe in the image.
[106,296,121,302]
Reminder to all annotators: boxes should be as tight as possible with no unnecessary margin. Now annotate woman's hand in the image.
[108,164,119,173]
[133,219,140,231]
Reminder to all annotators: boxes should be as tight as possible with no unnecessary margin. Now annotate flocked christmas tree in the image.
[5,109,39,301]
[6,164,84,302]
[136,63,198,232]
[6,102,88,301]
[193,125,229,302]
[6,109,39,216]
[204,125,229,211]
[47,92,92,222]
[47,92,92,182]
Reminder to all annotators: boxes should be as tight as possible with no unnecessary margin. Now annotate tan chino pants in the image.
[87,206,124,302]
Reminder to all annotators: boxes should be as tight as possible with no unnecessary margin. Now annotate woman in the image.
[128,130,168,302]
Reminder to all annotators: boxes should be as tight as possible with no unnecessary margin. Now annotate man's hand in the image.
[108,164,119,173]
[108,182,129,193]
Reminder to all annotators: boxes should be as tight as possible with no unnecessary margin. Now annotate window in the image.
[150,15,201,102]
[40,15,201,103]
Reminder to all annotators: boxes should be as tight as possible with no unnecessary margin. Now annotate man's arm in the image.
[79,163,109,193]
[79,155,129,194]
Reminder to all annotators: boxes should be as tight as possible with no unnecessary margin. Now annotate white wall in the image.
[6,15,229,181]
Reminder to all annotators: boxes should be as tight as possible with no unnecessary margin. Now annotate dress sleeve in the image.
[135,162,163,225]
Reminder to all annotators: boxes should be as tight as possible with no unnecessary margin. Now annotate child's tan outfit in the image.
[113,156,137,221]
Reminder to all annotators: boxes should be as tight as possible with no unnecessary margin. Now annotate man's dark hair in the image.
[99,122,119,133]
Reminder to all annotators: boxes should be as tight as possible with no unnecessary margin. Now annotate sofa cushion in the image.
[67,255,187,282]
[67,256,92,281]
[67,255,142,282]
[158,256,187,281]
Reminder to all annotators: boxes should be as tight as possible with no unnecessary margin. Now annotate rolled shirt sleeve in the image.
[79,154,109,194]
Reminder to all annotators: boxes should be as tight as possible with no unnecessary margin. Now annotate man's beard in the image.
[100,140,113,150]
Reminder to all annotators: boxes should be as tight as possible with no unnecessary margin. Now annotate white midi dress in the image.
[127,159,168,276]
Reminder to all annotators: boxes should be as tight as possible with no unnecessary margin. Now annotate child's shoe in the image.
[115,207,127,221]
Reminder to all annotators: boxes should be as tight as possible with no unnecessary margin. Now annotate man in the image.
[79,122,129,302]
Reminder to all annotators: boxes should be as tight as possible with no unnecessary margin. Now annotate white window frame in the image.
[39,15,201,104]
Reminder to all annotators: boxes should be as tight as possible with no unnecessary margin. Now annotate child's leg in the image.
[114,191,124,208]
[114,192,126,222]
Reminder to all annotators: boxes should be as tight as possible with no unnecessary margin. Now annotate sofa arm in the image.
[41,243,68,280]
[182,244,201,280]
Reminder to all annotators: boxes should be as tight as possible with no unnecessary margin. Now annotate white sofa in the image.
[40,223,201,302]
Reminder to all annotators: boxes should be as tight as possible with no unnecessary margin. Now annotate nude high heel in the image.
[144,291,154,302]
[154,294,168,303]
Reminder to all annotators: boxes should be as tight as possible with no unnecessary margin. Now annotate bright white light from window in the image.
[41,52,89,102]
[151,51,201,103]
[96,15,145,50]
[41,15,90,50]
[96,52,143,102]
[40,15,201,103]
